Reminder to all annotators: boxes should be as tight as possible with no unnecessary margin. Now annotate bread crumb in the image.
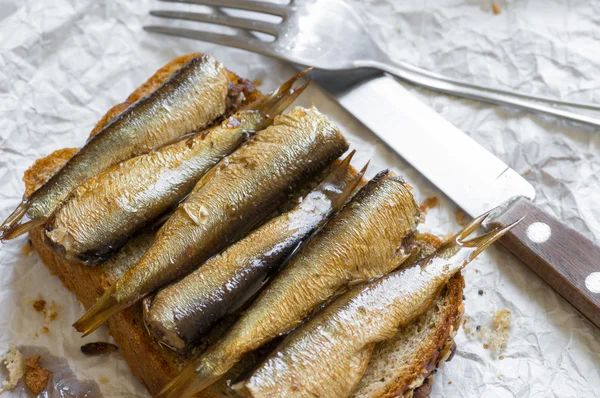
[492,4,501,14]
[499,355,505,360]
[483,344,489,349]
[0,345,25,392]
[498,375,502,380]
[24,355,40,369]
[23,148,78,196]
[44,302,59,323]
[25,367,51,394]
[33,300,46,312]
[24,353,51,394]
[419,197,438,213]
[99,376,109,384]
[455,210,468,226]
[477,326,488,340]
[447,381,452,385]
[41,327,49,335]
[488,309,511,353]
[31,298,59,324]
[21,240,33,256]
[462,317,472,335]
[475,269,479,273]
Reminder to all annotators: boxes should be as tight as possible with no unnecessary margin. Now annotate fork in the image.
[145,0,600,127]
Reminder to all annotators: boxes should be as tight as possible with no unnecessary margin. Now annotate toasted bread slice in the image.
[26,54,464,397]
[352,273,464,398]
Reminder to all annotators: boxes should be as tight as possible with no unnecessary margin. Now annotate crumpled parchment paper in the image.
[0,0,599,397]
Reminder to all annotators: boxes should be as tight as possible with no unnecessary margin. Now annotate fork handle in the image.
[359,60,600,127]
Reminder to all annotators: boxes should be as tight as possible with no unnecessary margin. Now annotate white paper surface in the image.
[0,0,599,397]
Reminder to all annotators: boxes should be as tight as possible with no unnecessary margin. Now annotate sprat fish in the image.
[73,106,349,336]
[144,151,366,352]
[45,71,309,265]
[158,170,421,397]
[233,212,520,398]
[1,55,229,240]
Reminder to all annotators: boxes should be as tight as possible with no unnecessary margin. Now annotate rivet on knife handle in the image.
[487,197,600,329]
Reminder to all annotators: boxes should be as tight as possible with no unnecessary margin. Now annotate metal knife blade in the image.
[312,73,535,217]
[311,72,600,330]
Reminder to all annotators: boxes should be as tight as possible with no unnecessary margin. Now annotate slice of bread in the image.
[26,54,464,397]
[352,273,464,398]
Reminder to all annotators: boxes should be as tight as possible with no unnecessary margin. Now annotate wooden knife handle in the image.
[487,197,600,329]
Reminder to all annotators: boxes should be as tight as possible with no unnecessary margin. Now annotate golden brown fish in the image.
[144,151,366,353]
[1,55,229,240]
[44,71,309,265]
[101,227,158,282]
[232,212,520,398]
[73,106,349,336]
[158,170,421,397]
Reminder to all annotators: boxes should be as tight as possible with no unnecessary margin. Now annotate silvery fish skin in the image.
[158,171,421,397]
[73,106,349,336]
[102,227,158,282]
[0,55,229,240]
[233,213,520,398]
[144,151,365,353]
[44,72,309,265]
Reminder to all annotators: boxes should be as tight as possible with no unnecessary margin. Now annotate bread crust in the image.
[350,258,464,398]
[402,274,464,398]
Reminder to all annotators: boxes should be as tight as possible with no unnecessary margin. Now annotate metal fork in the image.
[145,0,600,127]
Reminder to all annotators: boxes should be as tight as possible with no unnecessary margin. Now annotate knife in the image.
[312,72,600,329]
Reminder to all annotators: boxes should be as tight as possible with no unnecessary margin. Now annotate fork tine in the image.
[150,10,279,35]
[158,0,288,18]
[144,26,276,57]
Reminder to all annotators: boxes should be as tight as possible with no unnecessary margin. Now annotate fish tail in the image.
[331,149,356,180]
[328,151,369,212]
[455,211,524,262]
[72,285,126,336]
[453,208,494,241]
[252,68,312,120]
[0,200,36,241]
[157,361,222,398]
[353,159,370,187]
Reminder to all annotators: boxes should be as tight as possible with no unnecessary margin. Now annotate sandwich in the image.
[2,53,512,397]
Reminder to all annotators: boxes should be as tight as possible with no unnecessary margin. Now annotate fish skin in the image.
[74,106,349,336]
[234,213,520,398]
[144,152,364,353]
[102,227,158,282]
[1,55,229,238]
[44,71,309,266]
[45,122,247,265]
[160,171,420,397]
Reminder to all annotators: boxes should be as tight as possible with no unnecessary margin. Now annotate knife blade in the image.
[315,74,535,217]
[313,73,600,329]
